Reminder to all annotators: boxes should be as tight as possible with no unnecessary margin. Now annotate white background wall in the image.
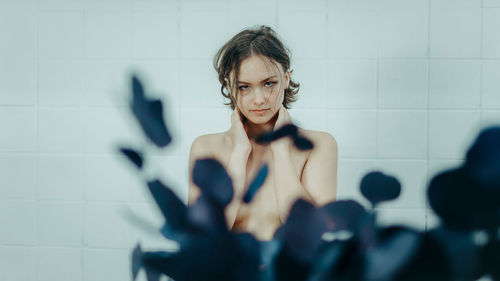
[1,0,500,280]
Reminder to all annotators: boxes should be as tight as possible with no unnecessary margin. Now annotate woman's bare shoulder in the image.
[299,128,338,148]
[189,131,231,158]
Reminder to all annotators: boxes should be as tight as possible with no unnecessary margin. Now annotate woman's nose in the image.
[253,88,267,105]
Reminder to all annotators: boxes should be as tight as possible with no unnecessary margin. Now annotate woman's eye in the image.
[264,81,276,87]
[238,85,248,91]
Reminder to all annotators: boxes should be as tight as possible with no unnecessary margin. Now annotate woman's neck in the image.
[245,113,279,140]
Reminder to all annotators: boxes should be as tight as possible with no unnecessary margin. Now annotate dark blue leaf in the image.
[192,158,233,207]
[294,136,314,150]
[360,171,401,207]
[243,163,269,203]
[320,200,366,233]
[147,179,187,232]
[132,243,143,281]
[130,75,172,147]
[119,147,143,169]
[255,124,298,144]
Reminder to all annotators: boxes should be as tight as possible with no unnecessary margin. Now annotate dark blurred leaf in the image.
[130,75,172,147]
[256,124,298,144]
[364,227,421,281]
[307,239,362,281]
[119,147,143,169]
[360,171,401,207]
[294,136,314,151]
[320,200,366,233]
[193,158,233,207]
[482,232,500,280]
[428,167,499,230]
[132,243,143,281]
[186,195,228,232]
[465,126,500,194]
[147,179,187,232]
[395,230,453,281]
[274,199,329,271]
[244,163,269,203]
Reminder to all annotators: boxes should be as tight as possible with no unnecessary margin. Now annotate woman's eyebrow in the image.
[237,75,277,84]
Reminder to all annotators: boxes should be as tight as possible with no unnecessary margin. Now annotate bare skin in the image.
[188,55,338,241]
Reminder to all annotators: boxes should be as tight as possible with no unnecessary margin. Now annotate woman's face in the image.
[230,55,290,125]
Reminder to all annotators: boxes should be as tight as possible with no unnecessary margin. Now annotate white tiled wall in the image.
[1,0,499,280]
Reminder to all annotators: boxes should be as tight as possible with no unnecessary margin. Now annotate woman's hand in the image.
[230,107,252,156]
[271,106,293,153]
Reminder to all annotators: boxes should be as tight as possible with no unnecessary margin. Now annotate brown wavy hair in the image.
[213,25,300,110]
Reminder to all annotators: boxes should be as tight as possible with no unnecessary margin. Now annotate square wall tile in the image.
[38,107,84,153]
[37,202,83,246]
[179,107,231,154]
[132,11,178,59]
[429,111,480,159]
[484,0,500,7]
[430,9,481,58]
[482,61,500,109]
[336,159,378,207]
[84,60,133,106]
[38,0,84,10]
[0,202,35,245]
[329,0,378,10]
[327,110,377,158]
[84,155,131,201]
[431,0,482,9]
[379,0,428,10]
[83,107,131,153]
[38,60,85,106]
[289,108,328,132]
[278,10,327,59]
[228,2,276,36]
[179,60,225,107]
[0,0,36,10]
[83,249,130,281]
[38,155,84,200]
[278,0,325,11]
[180,0,228,11]
[378,60,428,109]
[429,60,480,109]
[85,11,132,59]
[132,0,177,11]
[481,111,500,129]
[0,59,37,105]
[290,59,327,108]
[378,111,427,158]
[328,10,378,58]
[85,0,133,10]
[327,60,377,108]
[375,160,428,209]
[179,10,230,59]
[38,11,84,59]
[0,10,36,60]
[376,208,426,230]
[38,248,82,281]
[378,10,428,58]
[84,203,131,248]
[0,154,36,200]
[0,107,36,152]
[0,246,35,281]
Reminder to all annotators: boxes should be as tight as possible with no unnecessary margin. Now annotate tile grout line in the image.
[425,0,432,231]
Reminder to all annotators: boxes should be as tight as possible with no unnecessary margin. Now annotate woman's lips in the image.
[251,109,269,114]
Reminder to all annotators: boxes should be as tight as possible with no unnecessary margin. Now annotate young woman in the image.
[188,25,338,241]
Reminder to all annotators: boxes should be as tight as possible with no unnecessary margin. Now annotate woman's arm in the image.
[271,132,338,223]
